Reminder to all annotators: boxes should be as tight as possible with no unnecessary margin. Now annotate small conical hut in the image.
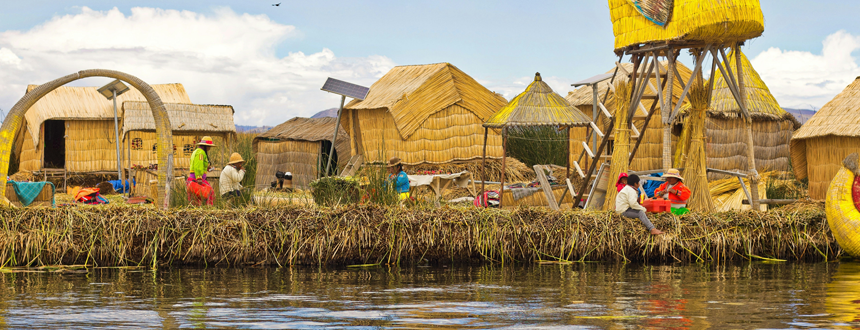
[484,73,592,207]
[253,117,350,190]
[608,0,764,51]
[340,63,507,165]
[791,77,860,200]
[676,49,799,180]
[566,61,694,172]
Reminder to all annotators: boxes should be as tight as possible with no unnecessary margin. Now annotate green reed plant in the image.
[506,126,569,167]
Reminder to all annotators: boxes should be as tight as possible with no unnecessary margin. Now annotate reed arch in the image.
[0,69,174,209]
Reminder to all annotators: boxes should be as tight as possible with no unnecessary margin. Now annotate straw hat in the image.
[663,168,684,181]
[197,136,216,146]
[386,157,402,167]
[227,152,245,165]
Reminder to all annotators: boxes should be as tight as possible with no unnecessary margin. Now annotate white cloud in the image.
[0,6,395,125]
[751,30,860,110]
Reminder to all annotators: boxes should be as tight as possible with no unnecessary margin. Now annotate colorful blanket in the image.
[9,181,55,207]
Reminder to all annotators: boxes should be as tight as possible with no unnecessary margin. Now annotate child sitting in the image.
[615,174,663,235]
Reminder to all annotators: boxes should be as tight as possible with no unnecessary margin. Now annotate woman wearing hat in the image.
[220,152,246,200]
[654,169,691,215]
[386,157,410,201]
[187,136,216,206]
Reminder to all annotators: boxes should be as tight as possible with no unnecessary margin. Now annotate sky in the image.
[0,1,858,126]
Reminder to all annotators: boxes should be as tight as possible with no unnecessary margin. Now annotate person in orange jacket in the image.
[654,169,691,215]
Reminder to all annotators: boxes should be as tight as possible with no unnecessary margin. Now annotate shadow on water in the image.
[0,262,857,329]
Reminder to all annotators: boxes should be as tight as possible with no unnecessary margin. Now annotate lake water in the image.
[1,262,859,329]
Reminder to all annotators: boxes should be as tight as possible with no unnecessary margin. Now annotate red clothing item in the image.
[654,181,691,205]
[615,173,629,192]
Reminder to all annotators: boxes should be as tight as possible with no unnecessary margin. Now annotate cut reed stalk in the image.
[683,65,716,211]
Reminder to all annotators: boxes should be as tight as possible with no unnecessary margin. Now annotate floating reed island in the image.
[0,202,837,267]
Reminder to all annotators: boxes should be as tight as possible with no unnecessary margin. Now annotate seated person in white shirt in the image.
[615,174,663,235]
[220,153,246,199]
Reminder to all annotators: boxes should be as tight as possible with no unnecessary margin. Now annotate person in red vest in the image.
[654,169,691,215]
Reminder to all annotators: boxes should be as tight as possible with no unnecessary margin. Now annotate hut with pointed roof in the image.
[677,49,799,180]
[340,63,508,165]
[121,101,237,172]
[791,77,860,200]
[253,117,350,190]
[13,83,192,175]
[484,72,592,208]
[565,61,694,172]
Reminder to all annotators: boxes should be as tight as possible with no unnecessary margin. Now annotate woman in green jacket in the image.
[187,136,216,206]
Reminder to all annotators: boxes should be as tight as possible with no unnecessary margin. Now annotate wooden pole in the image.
[481,127,488,207]
[566,126,571,180]
[499,128,507,208]
[735,43,761,210]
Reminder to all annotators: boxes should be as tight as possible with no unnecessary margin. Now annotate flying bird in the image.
[273,3,281,6]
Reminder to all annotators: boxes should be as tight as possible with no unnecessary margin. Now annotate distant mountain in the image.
[784,108,816,125]
[311,108,339,118]
[235,125,273,133]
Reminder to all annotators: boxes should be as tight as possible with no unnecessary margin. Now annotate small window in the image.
[131,138,143,150]
[183,144,194,156]
[152,143,158,153]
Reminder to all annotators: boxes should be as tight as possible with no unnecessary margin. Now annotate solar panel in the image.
[571,73,614,87]
[321,78,370,100]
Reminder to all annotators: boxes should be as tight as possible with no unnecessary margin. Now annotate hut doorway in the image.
[43,120,65,169]
[319,140,338,176]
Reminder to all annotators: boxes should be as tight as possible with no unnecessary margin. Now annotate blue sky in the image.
[0,1,858,125]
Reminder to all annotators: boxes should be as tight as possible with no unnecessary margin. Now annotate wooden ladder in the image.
[572,53,671,208]
[338,154,364,177]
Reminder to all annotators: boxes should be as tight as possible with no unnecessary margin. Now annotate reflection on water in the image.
[0,262,857,328]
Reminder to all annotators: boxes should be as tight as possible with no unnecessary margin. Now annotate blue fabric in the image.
[387,171,410,194]
[9,181,55,207]
[107,179,134,193]
[642,173,663,198]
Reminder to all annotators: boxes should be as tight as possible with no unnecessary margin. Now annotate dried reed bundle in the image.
[682,71,715,212]
[406,157,532,183]
[0,202,835,267]
[673,114,691,168]
[710,171,774,211]
[603,82,633,211]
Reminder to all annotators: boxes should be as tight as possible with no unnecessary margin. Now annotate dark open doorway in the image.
[319,140,338,177]
[43,120,65,169]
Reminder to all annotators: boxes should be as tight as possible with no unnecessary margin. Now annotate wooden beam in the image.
[572,161,585,178]
[668,44,712,124]
[711,48,748,119]
[575,117,614,208]
[718,47,751,119]
[629,58,670,165]
[614,61,650,115]
[582,141,595,158]
[534,165,559,210]
[589,122,604,138]
[706,168,748,178]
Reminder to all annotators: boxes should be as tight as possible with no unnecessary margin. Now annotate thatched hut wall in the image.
[126,131,200,170]
[253,117,350,190]
[342,63,507,165]
[704,116,794,180]
[255,140,322,190]
[342,104,503,165]
[791,77,860,200]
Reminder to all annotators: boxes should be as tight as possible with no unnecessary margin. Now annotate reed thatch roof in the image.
[121,101,236,137]
[24,83,191,145]
[254,117,350,159]
[344,63,507,139]
[706,49,791,122]
[484,73,591,128]
[566,61,694,116]
[609,0,765,51]
[792,78,860,142]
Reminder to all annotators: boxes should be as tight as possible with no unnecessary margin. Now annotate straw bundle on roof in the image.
[566,62,693,172]
[122,102,236,136]
[791,77,860,200]
[253,117,351,190]
[484,73,591,128]
[608,0,765,51]
[342,63,507,165]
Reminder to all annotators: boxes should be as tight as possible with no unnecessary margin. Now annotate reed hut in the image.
[253,117,350,190]
[13,84,190,175]
[791,77,860,200]
[484,72,592,208]
[677,49,799,180]
[121,101,237,172]
[565,61,693,172]
[608,0,764,51]
[340,63,508,165]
